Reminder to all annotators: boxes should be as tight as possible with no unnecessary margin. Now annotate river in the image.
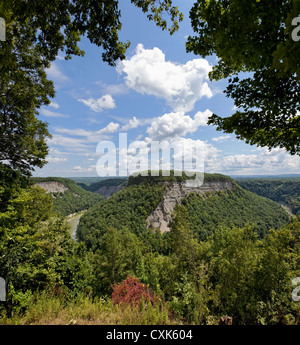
[66,211,86,241]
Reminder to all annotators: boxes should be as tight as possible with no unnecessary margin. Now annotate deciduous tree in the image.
[186,0,300,155]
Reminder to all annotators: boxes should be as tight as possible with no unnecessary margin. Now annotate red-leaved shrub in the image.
[111,275,155,307]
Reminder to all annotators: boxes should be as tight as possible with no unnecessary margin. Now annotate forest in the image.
[31,177,103,217]
[235,178,300,217]
[1,168,300,325]
[1,0,300,327]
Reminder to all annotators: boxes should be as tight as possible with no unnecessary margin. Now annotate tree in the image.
[169,205,214,323]
[0,1,183,175]
[209,225,261,324]
[91,227,143,295]
[186,0,300,155]
[0,20,54,175]
[1,0,183,66]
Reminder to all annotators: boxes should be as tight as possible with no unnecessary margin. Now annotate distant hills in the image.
[76,172,290,250]
[231,174,300,179]
[234,177,300,216]
[31,177,103,217]
[79,178,127,198]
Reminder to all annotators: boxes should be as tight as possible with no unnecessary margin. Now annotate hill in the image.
[77,172,289,250]
[81,178,127,198]
[234,178,300,216]
[31,177,103,217]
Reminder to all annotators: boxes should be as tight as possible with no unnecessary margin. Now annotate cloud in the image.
[47,157,67,163]
[54,127,94,137]
[112,133,219,177]
[40,108,69,118]
[212,135,233,142]
[121,117,141,131]
[117,44,213,112]
[48,134,92,151]
[46,62,69,82]
[73,165,95,173]
[49,101,60,109]
[97,122,120,134]
[78,94,116,113]
[53,123,119,145]
[146,110,212,141]
[94,81,129,96]
[207,147,300,174]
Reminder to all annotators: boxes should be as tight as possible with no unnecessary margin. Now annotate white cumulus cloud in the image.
[78,94,116,113]
[146,110,212,141]
[117,44,213,112]
[121,117,141,131]
[97,122,120,135]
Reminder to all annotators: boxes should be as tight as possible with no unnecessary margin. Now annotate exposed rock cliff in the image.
[146,181,235,233]
[34,181,69,194]
[94,184,126,199]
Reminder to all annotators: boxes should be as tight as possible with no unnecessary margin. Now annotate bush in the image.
[112,276,155,307]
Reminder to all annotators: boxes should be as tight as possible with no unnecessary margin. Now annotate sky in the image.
[33,1,300,178]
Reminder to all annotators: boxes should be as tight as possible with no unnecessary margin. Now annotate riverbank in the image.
[66,210,86,240]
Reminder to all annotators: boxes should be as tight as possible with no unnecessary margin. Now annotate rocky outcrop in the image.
[146,181,235,233]
[34,182,68,194]
[95,184,125,199]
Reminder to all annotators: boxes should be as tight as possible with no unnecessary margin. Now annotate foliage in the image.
[186,0,300,155]
[1,168,299,325]
[77,182,165,250]
[31,177,103,217]
[209,220,300,325]
[0,291,176,325]
[91,228,143,296]
[128,170,233,186]
[111,275,155,307]
[82,178,127,193]
[180,186,289,240]
[168,206,215,323]
[0,169,94,316]
[0,1,182,176]
[0,18,54,175]
[1,0,182,66]
[235,178,300,216]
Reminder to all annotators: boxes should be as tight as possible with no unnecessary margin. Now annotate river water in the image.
[66,211,85,241]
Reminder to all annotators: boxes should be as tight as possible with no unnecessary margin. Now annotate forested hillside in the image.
[81,178,127,193]
[181,187,289,240]
[31,177,103,217]
[77,182,165,251]
[1,168,300,325]
[2,0,300,327]
[77,173,289,249]
[235,178,300,216]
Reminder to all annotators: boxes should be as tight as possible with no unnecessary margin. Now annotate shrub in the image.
[111,276,155,307]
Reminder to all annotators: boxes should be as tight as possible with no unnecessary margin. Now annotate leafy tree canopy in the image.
[186,0,300,155]
[0,1,183,176]
[1,0,183,66]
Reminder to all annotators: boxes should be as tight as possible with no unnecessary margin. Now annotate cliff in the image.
[34,181,69,194]
[146,180,236,233]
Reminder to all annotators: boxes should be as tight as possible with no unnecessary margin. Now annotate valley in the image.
[1,169,299,325]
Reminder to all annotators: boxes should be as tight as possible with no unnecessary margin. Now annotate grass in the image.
[0,292,182,325]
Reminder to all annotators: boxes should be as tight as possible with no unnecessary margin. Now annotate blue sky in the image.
[34,1,300,178]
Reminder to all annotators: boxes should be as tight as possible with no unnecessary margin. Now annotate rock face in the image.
[95,184,125,199]
[34,182,68,194]
[146,181,235,233]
